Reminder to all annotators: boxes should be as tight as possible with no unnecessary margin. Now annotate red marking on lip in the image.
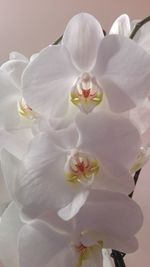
[75,243,87,252]
[82,89,91,98]
[75,161,85,173]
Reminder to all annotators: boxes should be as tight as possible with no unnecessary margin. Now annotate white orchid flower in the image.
[109,14,150,135]
[0,52,41,210]
[0,52,40,130]
[1,111,141,220]
[0,126,34,216]
[0,191,142,267]
[1,52,28,88]
[0,195,143,267]
[109,14,150,53]
[0,201,114,267]
[21,13,150,123]
[0,51,35,158]
[18,190,142,267]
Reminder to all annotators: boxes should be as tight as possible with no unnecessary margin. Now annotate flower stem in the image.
[129,169,141,198]
[53,35,63,45]
[130,16,150,39]
[111,251,126,267]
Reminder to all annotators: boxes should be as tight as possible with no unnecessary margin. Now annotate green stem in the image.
[53,35,63,45]
[130,16,150,39]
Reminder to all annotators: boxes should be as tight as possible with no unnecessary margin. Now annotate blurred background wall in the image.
[0,0,150,60]
[0,1,150,266]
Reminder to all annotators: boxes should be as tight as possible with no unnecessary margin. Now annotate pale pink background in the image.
[0,0,150,266]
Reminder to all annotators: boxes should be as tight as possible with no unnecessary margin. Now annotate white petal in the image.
[129,97,150,134]
[131,19,150,53]
[1,58,28,89]
[22,45,78,119]
[76,111,141,172]
[0,129,32,159]
[93,164,134,194]
[46,246,75,267]
[9,52,28,61]
[1,150,21,199]
[58,190,89,220]
[102,236,139,253]
[0,165,11,215]
[19,220,68,267]
[50,123,79,150]
[94,35,150,112]
[76,190,143,244]
[80,231,138,253]
[0,202,22,267]
[109,14,131,36]
[15,132,87,219]
[30,53,39,62]
[63,13,104,72]
[21,206,72,235]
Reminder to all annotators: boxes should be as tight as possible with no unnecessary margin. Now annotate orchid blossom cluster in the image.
[0,12,150,267]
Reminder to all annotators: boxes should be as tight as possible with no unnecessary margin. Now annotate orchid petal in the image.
[0,129,32,159]
[131,20,150,53]
[1,57,28,89]
[93,164,134,194]
[128,98,150,134]
[45,246,75,267]
[0,203,22,267]
[76,190,143,243]
[15,132,88,220]
[19,220,68,267]
[76,111,141,171]
[0,165,11,215]
[22,45,78,119]
[102,236,139,254]
[94,35,150,112]
[50,123,79,150]
[21,206,72,235]
[9,52,28,61]
[1,150,21,199]
[109,14,131,36]
[63,13,104,72]
[82,232,138,254]
[58,190,89,220]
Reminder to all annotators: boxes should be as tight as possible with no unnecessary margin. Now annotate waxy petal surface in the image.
[94,35,150,112]
[22,45,78,119]
[63,13,104,72]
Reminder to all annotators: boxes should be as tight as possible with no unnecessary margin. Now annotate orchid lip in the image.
[17,98,37,119]
[70,73,103,114]
[73,239,104,267]
[65,150,99,185]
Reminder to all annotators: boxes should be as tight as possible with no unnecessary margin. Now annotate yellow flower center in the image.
[17,98,36,119]
[74,241,103,267]
[71,73,103,113]
[65,150,99,184]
